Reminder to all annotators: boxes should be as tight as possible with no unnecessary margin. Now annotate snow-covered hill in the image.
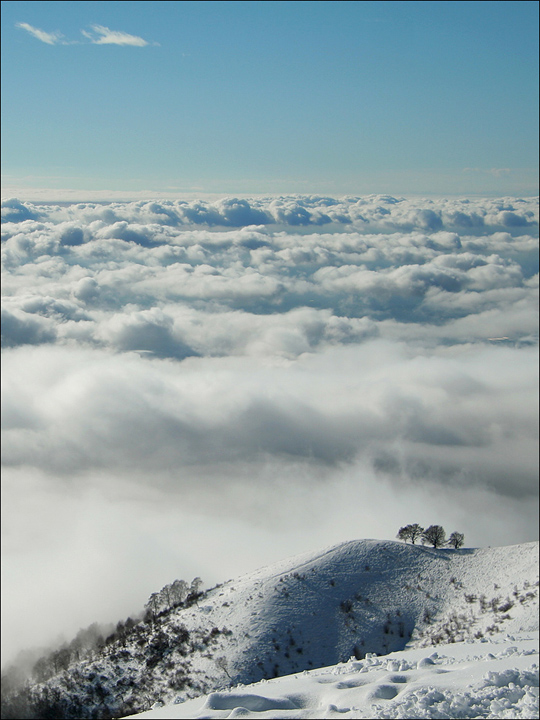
[1,539,538,719]
[190,539,539,673]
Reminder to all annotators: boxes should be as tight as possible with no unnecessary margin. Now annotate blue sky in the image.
[1,0,538,196]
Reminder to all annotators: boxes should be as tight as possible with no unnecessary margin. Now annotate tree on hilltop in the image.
[422,525,446,548]
[397,524,424,544]
[447,531,465,549]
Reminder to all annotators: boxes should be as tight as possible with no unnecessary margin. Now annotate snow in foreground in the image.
[126,632,539,720]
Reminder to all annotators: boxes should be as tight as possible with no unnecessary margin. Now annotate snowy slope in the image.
[173,539,539,686]
[128,632,539,719]
[2,539,538,719]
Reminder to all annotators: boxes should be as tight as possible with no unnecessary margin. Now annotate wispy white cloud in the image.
[489,168,512,178]
[15,22,156,47]
[16,22,63,45]
[81,24,151,47]
[463,167,512,178]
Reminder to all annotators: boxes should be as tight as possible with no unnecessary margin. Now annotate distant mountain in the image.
[2,539,538,719]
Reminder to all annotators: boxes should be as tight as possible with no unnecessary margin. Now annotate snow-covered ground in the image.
[127,632,539,719]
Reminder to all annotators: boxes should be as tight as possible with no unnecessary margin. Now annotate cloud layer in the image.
[3,194,537,230]
[1,194,538,663]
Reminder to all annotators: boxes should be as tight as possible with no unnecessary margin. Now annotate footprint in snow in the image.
[335,679,367,689]
[203,693,297,712]
[367,683,400,700]
[384,674,408,683]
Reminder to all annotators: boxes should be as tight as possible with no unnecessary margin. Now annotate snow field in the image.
[128,633,539,719]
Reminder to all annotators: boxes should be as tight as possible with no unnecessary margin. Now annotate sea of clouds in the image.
[1,193,538,663]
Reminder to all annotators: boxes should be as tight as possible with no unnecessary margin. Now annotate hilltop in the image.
[1,539,538,719]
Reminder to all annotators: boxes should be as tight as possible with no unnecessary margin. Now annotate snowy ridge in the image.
[1,539,538,719]
[192,539,538,680]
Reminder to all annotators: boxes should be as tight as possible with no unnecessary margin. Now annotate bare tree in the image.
[190,577,203,595]
[447,531,465,549]
[422,525,446,548]
[144,592,161,618]
[171,579,189,605]
[397,524,424,544]
[160,583,173,608]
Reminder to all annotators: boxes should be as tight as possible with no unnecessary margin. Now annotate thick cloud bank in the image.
[1,194,538,663]
[2,194,537,230]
